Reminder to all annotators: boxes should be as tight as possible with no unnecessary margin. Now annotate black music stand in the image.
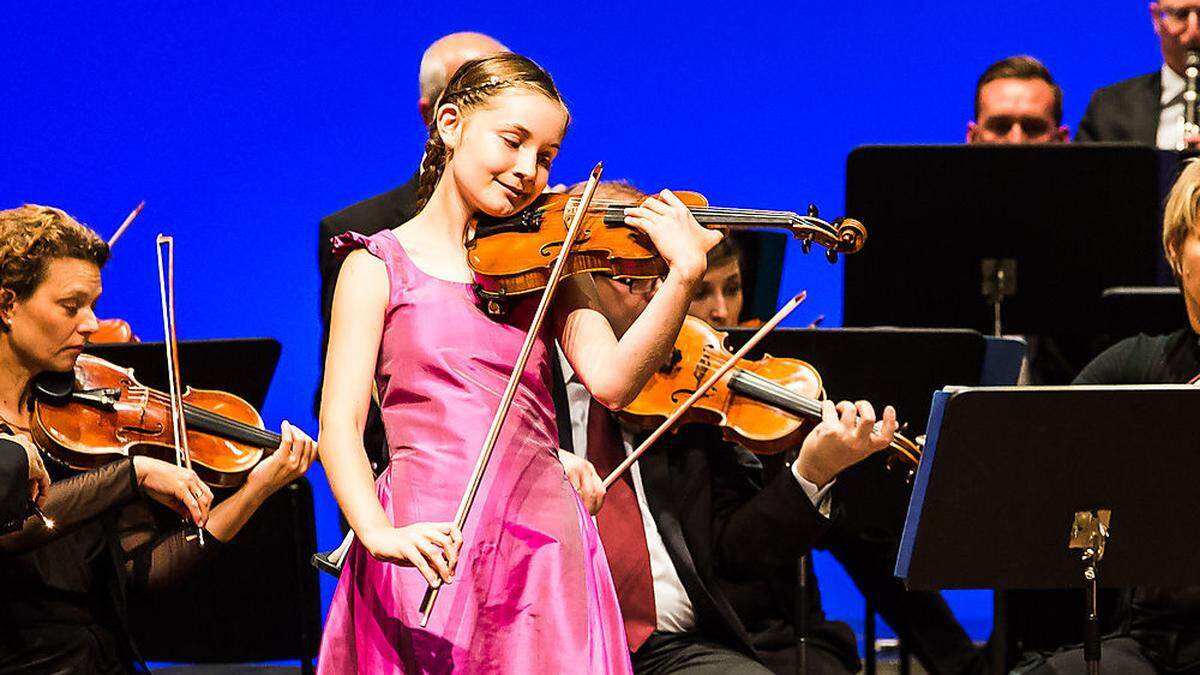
[898,385,1200,673]
[83,338,320,671]
[85,338,281,408]
[1100,286,1188,342]
[843,145,1169,336]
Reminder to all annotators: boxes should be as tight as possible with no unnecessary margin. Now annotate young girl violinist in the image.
[317,53,721,673]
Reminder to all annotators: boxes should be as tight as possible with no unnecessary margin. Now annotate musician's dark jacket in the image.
[0,442,220,674]
[1076,72,1160,145]
[1069,328,1200,672]
[0,439,29,534]
[317,173,419,474]
[551,347,838,663]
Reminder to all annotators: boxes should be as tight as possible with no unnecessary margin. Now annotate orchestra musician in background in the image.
[559,181,906,674]
[1077,0,1200,148]
[0,204,316,674]
[967,56,1069,145]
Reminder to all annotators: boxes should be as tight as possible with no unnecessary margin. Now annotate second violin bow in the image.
[602,291,807,488]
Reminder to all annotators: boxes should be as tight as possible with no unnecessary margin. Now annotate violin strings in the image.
[692,354,916,458]
[569,198,801,219]
[128,386,280,446]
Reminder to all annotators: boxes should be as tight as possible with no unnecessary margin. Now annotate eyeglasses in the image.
[1158,4,1200,28]
[612,276,658,296]
[980,115,1055,140]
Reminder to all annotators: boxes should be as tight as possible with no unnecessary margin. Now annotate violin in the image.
[467,191,866,314]
[620,316,921,469]
[92,318,138,344]
[31,354,280,488]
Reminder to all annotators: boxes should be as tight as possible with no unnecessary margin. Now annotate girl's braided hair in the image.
[415,52,568,211]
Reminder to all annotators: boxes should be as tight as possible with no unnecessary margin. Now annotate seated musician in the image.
[559,181,898,674]
[681,233,984,674]
[0,204,316,674]
[1014,161,1200,674]
[967,55,1069,145]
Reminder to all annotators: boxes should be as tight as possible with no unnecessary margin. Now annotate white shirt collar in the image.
[1163,62,1186,106]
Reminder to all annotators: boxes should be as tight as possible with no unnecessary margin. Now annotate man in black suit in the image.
[555,219,899,672]
[315,31,506,472]
[0,433,49,534]
[1077,1,1200,148]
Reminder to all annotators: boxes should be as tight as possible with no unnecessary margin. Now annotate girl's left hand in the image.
[557,449,605,515]
[246,421,317,496]
[622,189,723,283]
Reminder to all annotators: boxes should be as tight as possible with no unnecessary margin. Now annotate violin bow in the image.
[601,291,807,489]
[108,201,145,248]
[155,234,203,546]
[419,162,606,627]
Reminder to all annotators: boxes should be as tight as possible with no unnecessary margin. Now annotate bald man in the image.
[315,32,507,475]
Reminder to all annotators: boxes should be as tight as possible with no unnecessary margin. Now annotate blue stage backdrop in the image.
[5,1,1158,648]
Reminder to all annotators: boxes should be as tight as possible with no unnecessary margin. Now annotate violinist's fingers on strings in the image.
[640,194,670,214]
[853,400,876,441]
[658,189,686,208]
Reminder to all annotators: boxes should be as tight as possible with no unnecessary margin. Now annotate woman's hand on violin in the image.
[361,522,462,587]
[245,420,316,496]
[623,190,722,283]
[133,456,213,527]
[3,433,50,508]
[794,400,898,488]
[557,449,605,515]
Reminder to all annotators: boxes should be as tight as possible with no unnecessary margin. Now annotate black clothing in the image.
[316,174,419,477]
[1020,329,1200,674]
[0,439,29,534]
[641,426,833,663]
[0,451,220,674]
[632,631,772,675]
[1076,72,1161,145]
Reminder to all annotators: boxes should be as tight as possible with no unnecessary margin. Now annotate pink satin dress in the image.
[317,230,631,674]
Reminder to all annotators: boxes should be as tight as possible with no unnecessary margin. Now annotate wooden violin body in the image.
[92,318,138,344]
[621,316,922,469]
[32,354,280,488]
[467,191,867,313]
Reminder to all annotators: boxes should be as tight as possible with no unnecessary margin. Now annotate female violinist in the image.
[0,204,316,674]
[316,53,721,674]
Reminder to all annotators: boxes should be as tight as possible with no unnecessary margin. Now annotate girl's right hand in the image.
[363,522,462,587]
[132,456,213,527]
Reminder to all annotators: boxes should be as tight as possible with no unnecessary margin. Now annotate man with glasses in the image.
[1077,1,1200,148]
[968,56,1069,144]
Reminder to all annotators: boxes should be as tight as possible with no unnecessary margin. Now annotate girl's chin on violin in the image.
[476,179,533,217]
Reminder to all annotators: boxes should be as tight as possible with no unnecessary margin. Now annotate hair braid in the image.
[415,130,447,212]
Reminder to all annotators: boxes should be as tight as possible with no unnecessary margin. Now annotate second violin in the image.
[32,354,281,488]
[620,316,921,469]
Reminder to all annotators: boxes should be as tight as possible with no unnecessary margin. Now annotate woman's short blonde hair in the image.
[1164,160,1200,279]
[0,205,108,314]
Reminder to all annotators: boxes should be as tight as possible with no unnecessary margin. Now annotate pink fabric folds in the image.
[318,230,631,674]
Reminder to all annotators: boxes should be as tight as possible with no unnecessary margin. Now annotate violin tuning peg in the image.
[807,203,819,218]
[825,249,838,264]
[801,239,812,254]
